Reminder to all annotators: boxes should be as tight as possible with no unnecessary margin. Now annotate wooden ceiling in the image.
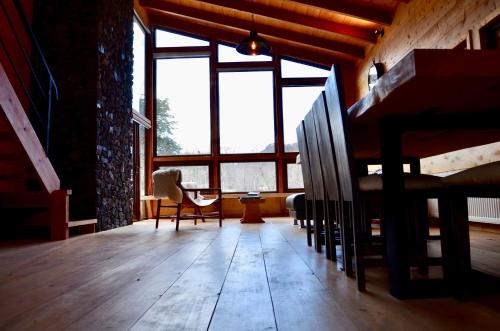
[136,0,409,66]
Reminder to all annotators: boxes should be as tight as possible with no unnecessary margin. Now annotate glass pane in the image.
[218,44,272,62]
[220,162,276,192]
[219,71,275,154]
[132,21,145,115]
[282,86,323,152]
[281,59,329,78]
[159,165,210,188]
[287,163,304,189]
[155,29,209,47]
[156,58,210,155]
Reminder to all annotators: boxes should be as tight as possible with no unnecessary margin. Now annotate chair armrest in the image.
[181,187,222,198]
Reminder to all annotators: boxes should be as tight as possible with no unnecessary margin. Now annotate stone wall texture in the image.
[95,0,134,230]
[33,0,133,230]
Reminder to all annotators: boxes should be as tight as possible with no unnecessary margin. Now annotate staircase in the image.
[0,0,73,240]
[0,61,70,240]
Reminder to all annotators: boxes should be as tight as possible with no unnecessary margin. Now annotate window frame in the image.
[150,31,331,194]
[154,55,212,157]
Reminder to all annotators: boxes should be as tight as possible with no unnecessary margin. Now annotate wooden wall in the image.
[355,0,500,98]
[151,195,289,219]
[355,0,500,174]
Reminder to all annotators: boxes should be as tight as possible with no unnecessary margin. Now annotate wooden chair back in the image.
[324,65,364,286]
[312,91,341,202]
[324,65,358,203]
[296,121,314,201]
[312,90,344,265]
[303,110,325,202]
[304,109,330,255]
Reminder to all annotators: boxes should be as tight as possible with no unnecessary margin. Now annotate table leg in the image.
[380,117,410,299]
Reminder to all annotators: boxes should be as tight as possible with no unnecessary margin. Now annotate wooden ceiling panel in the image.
[198,0,377,43]
[148,11,357,67]
[137,0,408,65]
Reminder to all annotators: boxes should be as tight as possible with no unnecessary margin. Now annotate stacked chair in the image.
[297,64,465,295]
[296,121,324,249]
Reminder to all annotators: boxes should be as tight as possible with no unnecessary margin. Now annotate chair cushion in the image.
[152,169,183,203]
[442,161,500,186]
[285,193,305,210]
[359,174,443,192]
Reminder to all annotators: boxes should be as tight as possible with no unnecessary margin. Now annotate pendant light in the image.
[236,30,271,56]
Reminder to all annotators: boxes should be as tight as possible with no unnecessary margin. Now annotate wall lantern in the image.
[368,60,385,90]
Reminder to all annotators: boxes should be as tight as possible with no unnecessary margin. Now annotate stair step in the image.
[0,191,51,208]
[0,140,21,155]
[69,219,97,227]
[0,179,29,192]
[0,160,28,176]
[0,117,11,133]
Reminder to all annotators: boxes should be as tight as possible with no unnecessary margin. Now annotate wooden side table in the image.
[239,198,266,223]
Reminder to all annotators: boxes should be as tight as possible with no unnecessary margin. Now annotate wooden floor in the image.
[1,218,500,331]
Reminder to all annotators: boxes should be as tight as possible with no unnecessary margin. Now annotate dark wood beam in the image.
[148,11,357,67]
[293,0,393,25]
[141,0,365,58]
[197,0,376,43]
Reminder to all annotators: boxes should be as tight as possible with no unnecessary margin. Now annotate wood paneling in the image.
[352,0,500,176]
[355,0,500,99]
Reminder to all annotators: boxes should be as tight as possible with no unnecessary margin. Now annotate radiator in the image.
[428,198,500,225]
[467,197,500,224]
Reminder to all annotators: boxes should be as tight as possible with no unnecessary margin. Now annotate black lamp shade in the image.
[236,31,271,56]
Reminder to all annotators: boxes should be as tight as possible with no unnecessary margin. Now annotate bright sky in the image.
[132,21,145,114]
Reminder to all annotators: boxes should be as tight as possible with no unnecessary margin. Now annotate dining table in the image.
[347,49,500,298]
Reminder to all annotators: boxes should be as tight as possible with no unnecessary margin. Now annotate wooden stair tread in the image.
[0,160,28,175]
[68,219,98,227]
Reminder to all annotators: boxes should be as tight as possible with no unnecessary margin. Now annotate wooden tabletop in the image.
[348,49,500,159]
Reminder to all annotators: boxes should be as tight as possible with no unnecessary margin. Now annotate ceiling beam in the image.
[197,0,376,43]
[147,11,357,67]
[141,0,365,58]
[292,0,393,26]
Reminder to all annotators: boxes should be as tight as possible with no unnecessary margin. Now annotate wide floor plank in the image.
[209,225,276,331]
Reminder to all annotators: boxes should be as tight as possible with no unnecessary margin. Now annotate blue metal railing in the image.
[0,0,58,154]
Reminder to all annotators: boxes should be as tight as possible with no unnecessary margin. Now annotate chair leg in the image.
[218,198,223,227]
[176,204,181,231]
[155,199,161,229]
[324,200,333,260]
[439,194,471,298]
[197,206,206,222]
[313,200,322,253]
[351,203,366,291]
[342,201,354,278]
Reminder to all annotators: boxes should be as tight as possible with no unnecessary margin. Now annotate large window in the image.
[132,20,145,115]
[218,44,272,63]
[159,165,210,188]
[155,29,209,47]
[221,162,276,192]
[156,57,211,155]
[282,86,324,152]
[281,59,330,78]
[152,30,330,193]
[219,71,275,154]
[287,163,304,189]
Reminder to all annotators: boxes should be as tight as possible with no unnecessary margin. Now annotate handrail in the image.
[0,0,58,154]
